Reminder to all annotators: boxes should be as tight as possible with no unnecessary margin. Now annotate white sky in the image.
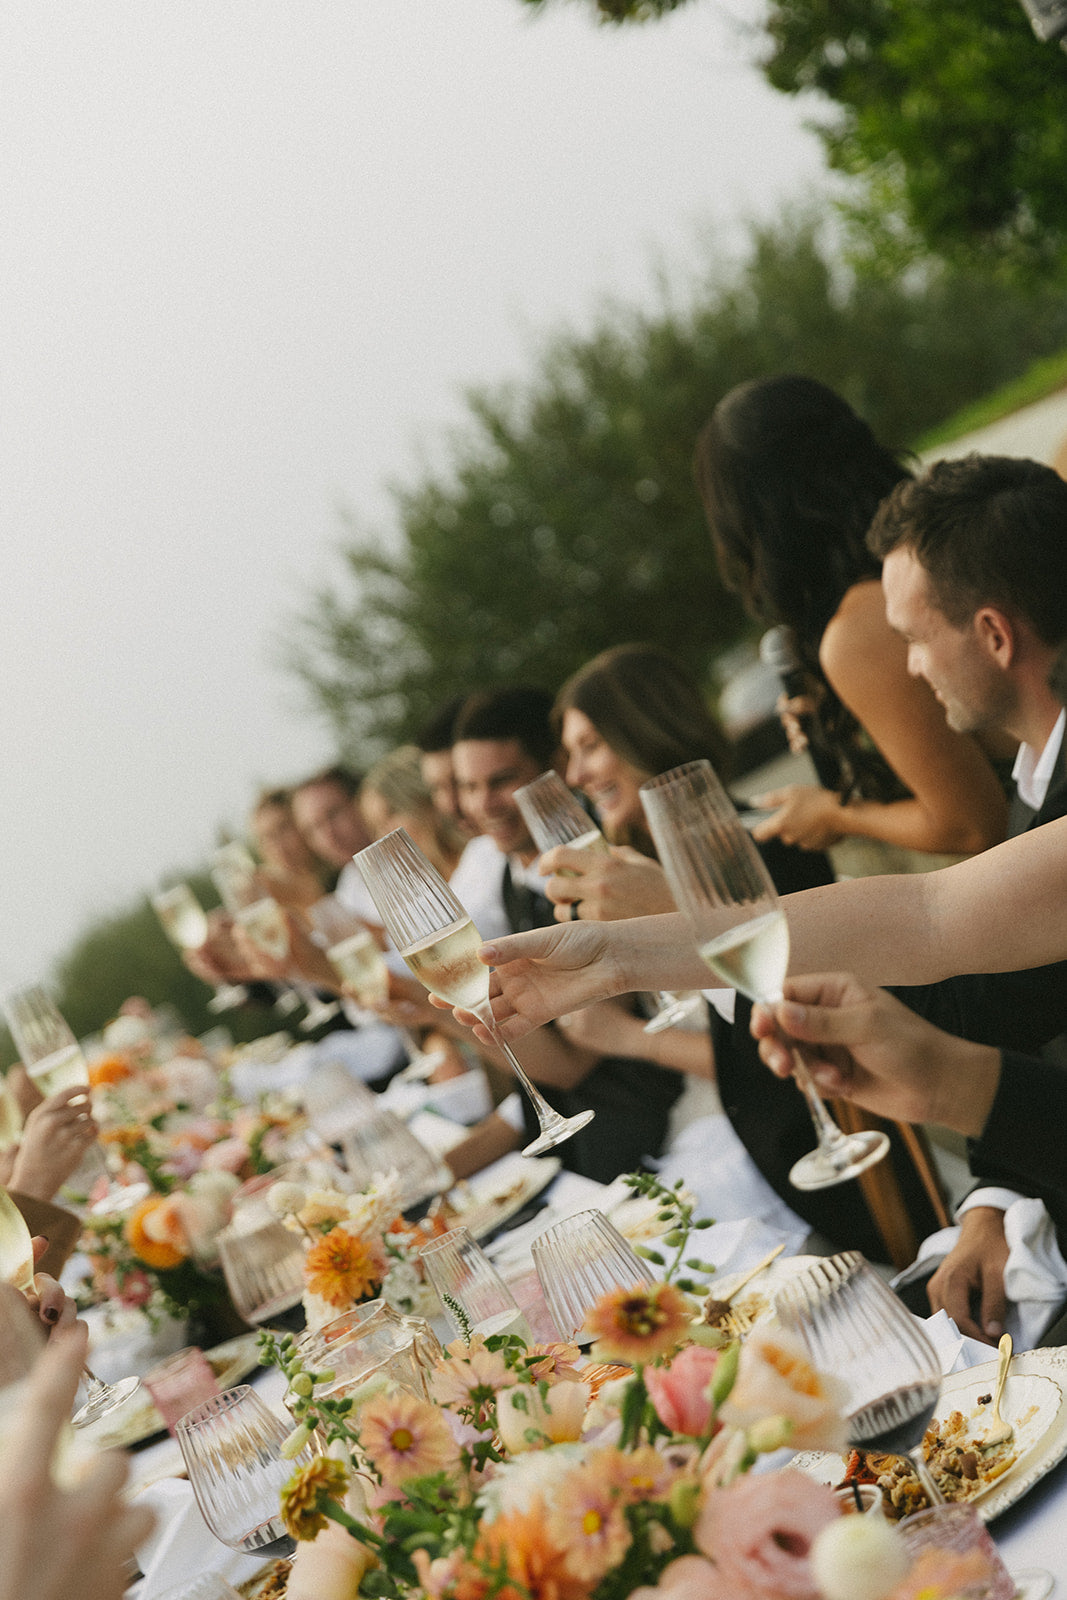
[0,0,828,985]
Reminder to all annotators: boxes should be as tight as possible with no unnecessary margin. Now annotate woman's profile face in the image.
[561,707,647,837]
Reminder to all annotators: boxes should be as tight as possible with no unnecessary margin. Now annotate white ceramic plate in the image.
[701,1254,821,1337]
[793,1345,1067,1523]
[86,1331,264,1450]
[447,1156,562,1242]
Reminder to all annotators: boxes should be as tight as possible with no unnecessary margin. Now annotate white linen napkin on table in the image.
[133,1478,267,1599]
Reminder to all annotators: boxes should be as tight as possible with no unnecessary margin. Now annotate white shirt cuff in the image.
[496,1092,524,1133]
[956,1186,1025,1219]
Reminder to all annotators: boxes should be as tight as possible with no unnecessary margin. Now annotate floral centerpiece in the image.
[266,1172,442,1329]
[261,1176,1015,1600]
[76,1004,305,1327]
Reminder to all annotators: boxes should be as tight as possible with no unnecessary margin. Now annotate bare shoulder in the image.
[819,579,903,694]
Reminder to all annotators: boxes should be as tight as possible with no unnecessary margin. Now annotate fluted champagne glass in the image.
[211,845,339,1031]
[0,1184,142,1428]
[354,828,594,1156]
[514,769,705,1033]
[307,894,445,1080]
[2,985,150,1215]
[151,883,249,1013]
[640,761,888,1190]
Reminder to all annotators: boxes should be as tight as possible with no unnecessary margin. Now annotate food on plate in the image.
[237,1560,290,1598]
[837,1404,1021,1519]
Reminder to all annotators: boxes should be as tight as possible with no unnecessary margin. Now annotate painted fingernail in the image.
[43,1306,59,1324]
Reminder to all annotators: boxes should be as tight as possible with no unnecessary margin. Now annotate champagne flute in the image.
[639,760,888,1190]
[211,846,340,1031]
[0,1185,142,1428]
[2,985,150,1215]
[354,828,594,1156]
[514,770,705,1033]
[0,1078,23,1153]
[151,883,249,1013]
[307,894,446,1080]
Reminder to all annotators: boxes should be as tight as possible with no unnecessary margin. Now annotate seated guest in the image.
[446,685,684,1185]
[416,695,475,835]
[360,746,466,881]
[291,764,377,924]
[541,642,939,1267]
[752,974,1067,1344]
[249,786,332,910]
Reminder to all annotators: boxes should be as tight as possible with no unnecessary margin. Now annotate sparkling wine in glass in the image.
[0,1080,23,1154]
[354,828,594,1156]
[0,1184,142,1428]
[307,895,445,1081]
[151,883,249,1014]
[2,986,150,1215]
[514,769,705,1034]
[213,847,340,1033]
[640,760,889,1191]
[775,1250,946,1506]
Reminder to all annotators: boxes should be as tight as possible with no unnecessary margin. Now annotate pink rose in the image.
[646,1345,721,1437]
[695,1469,840,1600]
[630,1555,728,1600]
[200,1137,251,1174]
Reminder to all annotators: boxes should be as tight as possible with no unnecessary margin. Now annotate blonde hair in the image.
[360,746,465,870]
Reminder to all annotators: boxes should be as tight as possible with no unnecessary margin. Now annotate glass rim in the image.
[175,1382,256,1433]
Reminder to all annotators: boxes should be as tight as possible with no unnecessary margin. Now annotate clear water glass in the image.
[531,1208,655,1342]
[419,1225,532,1342]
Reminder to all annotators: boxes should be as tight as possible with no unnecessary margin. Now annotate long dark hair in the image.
[553,643,731,850]
[694,375,912,799]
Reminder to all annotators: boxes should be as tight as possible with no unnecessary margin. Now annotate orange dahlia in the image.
[88,1053,134,1087]
[124,1195,188,1270]
[304,1225,385,1309]
[584,1281,693,1366]
[454,1502,585,1600]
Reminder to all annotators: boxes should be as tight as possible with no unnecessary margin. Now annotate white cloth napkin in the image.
[919,1307,1002,1375]
[894,1196,1067,1350]
[134,1478,266,1600]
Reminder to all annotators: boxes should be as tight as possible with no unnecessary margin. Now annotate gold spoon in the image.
[979,1331,1014,1450]
[702,1242,786,1327]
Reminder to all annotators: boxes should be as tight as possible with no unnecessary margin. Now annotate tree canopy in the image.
[288,215,1067,758]
[519,0,1067,271]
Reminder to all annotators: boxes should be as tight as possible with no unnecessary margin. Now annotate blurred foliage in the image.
[288,213,1067,756]
[0,872,288,1071]
[519,0,1067,273]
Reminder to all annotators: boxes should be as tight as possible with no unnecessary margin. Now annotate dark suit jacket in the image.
[893,732,1067,1054]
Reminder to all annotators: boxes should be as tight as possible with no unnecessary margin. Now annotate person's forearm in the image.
[832,795,1000,857]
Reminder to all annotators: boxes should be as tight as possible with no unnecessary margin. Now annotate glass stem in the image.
[474,1004,562,1132]
[908,1444,946,1506]
[787,1045,852,1152]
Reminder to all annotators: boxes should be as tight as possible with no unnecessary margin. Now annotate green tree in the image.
[519,0,1067,271]
[0,873,288,1067]
[288,215,1067,756]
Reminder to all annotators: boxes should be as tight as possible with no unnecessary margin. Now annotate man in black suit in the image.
[867,455,1067,1340]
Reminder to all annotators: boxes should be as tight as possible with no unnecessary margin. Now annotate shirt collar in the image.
[1012,709,1066,811]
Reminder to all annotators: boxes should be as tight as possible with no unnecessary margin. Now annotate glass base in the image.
[394,1048,449,1083]
[522,1108,595,1157]
[90,1180,152,1217]
[299,1001,342,1032]
[72,1374,141,1430]
[789,1128,890,1191]
[1012,1570,1054,1600]
[643,994,704,1034]
[208,984,249,1013]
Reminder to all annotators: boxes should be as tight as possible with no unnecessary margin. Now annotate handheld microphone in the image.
[759,626,841,792]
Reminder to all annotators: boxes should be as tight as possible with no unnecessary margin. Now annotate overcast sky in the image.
[0,0,828,987]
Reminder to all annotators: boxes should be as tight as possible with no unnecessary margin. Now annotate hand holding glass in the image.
[354,828,593,1156]
[640,761,888,1190]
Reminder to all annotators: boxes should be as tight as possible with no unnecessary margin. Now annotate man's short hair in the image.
[293,763,363,800]
[867,454,1067,644]
[415,695,468,756]
[453,686,557,771]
